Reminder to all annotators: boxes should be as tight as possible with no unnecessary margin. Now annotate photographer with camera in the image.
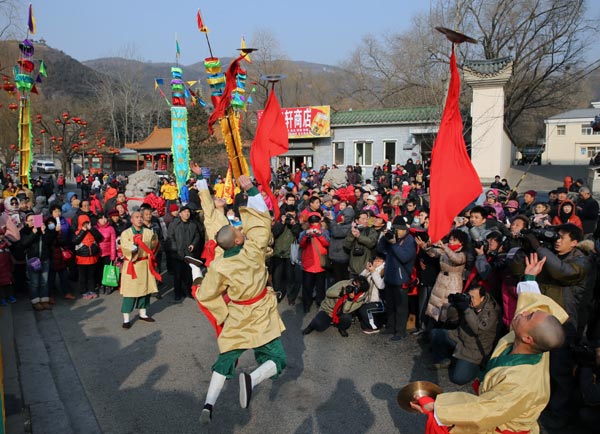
[524,223,596,429]
[418,229,468,324]
[302,276,370,337]
[343,210,378,278]
[376,216,417,341]
[271,204,302,305]
[429,283,500,385]
[471,231,507,311]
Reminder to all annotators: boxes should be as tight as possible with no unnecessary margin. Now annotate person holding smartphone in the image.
[20,213,56,310]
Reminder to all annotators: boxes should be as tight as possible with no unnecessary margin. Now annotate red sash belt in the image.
[126,234,162,282]
[231,287,268,305]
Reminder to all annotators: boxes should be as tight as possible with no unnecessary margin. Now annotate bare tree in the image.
[0,0,21,41]
[337,0,599,143]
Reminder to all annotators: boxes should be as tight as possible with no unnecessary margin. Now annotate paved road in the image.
[22,272,468,434]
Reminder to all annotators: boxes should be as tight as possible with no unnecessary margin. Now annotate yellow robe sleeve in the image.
[195,260,229,327]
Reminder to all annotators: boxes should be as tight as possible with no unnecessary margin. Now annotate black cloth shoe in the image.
[138,316,156,323]
[122,322,132,329]
[338,328,349,337]
[200,403,213,424]
[184,256,205,267]
[302,326,314,335]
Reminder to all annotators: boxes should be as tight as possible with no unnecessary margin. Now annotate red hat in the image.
[169,203,179,213]
[108,209,119,217]
[524,190,537,197]
[375,213,389,223]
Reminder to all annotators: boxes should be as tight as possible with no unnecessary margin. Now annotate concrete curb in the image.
[12,302,102,434]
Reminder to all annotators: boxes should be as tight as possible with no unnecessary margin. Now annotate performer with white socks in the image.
[194,175,286,424]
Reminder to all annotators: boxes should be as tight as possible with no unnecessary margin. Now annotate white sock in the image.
[123,313,130,323]
[190,263,203,281]
[250,360,277,389]
[205,371,226,406]
[139,308,148,319]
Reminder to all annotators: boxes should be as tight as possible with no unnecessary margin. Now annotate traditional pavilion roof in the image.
[462,57,513,76]
[331,106,440,126]
[125,127,171,151]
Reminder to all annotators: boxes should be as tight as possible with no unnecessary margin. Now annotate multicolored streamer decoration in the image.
[198,9,252,179]
[15,5,44,187]
[170,62,190,192]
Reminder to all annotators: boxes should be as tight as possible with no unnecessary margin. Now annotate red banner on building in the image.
[257,105,330,139]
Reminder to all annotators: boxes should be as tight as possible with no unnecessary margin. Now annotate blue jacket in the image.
[377,234,416,286]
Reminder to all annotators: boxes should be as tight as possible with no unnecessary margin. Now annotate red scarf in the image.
[126,233,162,282]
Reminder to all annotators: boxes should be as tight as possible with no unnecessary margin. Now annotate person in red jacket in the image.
[551,200,583,230]
[298,213,330,313]
[72,214,103,299]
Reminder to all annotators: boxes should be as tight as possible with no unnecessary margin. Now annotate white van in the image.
[34,160,58,174]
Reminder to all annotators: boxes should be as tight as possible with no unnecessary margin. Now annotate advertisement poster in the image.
[258,105,330,139]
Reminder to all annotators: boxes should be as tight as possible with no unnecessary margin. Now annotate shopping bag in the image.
[102,262,120,287]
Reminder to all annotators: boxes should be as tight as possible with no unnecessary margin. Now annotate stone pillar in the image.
[463,58,513,184]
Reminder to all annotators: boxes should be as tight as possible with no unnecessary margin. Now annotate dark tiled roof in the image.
[331,106,440,126]
[462,57,512,76]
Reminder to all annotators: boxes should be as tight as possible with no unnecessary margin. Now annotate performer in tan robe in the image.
[411,254,568,434]
[119,210,161,329]
[195,175,286,424]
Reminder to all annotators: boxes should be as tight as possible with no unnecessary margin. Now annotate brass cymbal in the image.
[397,381,443,413]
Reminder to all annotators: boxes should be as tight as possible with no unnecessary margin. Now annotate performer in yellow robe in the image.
[195,175,286,424]
[119,210,161,329]
[411,254,568,434]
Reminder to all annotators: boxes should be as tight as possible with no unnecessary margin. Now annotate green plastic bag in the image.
[102,262,120,287]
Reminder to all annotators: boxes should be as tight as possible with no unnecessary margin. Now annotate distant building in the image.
[276,106,441,177]
[543,102,600,165]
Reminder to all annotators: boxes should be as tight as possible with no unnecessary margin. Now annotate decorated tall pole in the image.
[15,5,45,187]
[169,37,190,192]
[198,9,251,179]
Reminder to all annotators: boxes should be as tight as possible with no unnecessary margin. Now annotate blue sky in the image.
[24,0,431,65]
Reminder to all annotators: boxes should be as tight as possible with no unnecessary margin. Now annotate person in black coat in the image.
[576,186,599,236]
[20,213,56,310]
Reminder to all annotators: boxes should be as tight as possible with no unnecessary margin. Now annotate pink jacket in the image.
[96,222,116,260]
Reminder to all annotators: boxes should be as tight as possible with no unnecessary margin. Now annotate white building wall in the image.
[544,119,600,165]
[322,124,424,178]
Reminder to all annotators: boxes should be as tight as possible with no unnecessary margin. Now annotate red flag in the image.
[250,89,289,220]
[197,9,208,33]
[428,46,482,243]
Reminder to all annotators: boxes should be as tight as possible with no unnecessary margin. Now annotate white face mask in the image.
[47,223,56,230]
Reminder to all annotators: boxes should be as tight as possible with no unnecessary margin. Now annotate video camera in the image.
[519,228,559,248]
[448,292,470,306]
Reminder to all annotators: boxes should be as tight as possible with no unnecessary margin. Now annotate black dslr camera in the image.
[284,213,294,225]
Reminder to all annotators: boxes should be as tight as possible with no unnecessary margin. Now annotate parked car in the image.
[33,160,58,174]
[517,146,544,165]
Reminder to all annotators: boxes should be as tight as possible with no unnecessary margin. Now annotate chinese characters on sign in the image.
[258,105,330,139]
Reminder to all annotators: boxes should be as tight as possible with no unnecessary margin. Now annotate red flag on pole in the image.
[250,89,289,220]
[197,9,208,33]
[428,46,482,243]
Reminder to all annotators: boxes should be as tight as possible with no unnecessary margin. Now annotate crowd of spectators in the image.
[0,160,599,431]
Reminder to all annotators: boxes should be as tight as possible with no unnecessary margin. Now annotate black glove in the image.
[344,285,355,295]
[524,234,541,250]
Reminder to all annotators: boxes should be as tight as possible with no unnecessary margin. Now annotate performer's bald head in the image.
[215,224,244,250]
[530,314,565,353]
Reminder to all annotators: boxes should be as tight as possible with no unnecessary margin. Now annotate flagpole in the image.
[204,33,214,59]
